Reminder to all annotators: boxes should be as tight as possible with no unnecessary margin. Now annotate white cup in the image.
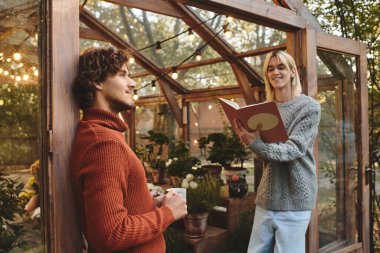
[167,188,186,200]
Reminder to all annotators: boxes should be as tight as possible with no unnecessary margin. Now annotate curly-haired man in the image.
[70,47,187,253]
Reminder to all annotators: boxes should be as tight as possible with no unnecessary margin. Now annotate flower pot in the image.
[201,165,222,178]
[151,169,166,185]
[184,212,209,238]
[228,176,248,198]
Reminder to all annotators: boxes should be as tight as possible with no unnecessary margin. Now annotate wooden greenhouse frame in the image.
[40,0,369,252]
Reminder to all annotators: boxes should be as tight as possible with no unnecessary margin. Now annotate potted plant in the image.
[166,140,201,186]
[181,174,221,238]
[198,128,251,176]
[141,130,169,184]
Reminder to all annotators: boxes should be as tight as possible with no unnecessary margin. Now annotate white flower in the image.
[173,157,178,161]
[181,179,189,189]
[189,181,198,189]
[192,166,198,170]
[147,183,164,196]
[185,174,194,182]
[165,159,173,167]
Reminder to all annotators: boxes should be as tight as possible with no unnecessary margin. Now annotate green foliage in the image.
[167,157,201,178]
[0,173,24,252]
[186,175,221,214]
[0,84,39,166]
[198,129,250,169]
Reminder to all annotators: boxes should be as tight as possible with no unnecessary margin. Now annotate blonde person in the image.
[234,51,321,253]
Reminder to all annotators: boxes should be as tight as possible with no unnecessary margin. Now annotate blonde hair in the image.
[263,51,302,102]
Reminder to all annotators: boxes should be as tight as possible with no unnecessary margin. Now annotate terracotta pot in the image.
[184,212,208,238]
[151,169,166,185]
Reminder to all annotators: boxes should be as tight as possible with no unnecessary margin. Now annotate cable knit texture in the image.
[70,108,174,253]
[249,94,321,211]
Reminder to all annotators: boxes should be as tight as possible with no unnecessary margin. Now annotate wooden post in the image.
[47,0,82,251]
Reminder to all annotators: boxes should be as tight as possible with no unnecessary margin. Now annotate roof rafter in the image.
[102,0,182,19]
[130,44,286,78]
[175,0,306,31]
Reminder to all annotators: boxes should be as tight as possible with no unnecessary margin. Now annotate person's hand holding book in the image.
[234,120,262,146]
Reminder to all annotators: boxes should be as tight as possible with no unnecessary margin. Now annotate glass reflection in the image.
[317,50,358,249]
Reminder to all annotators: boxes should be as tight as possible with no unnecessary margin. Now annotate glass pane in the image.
[133,75,161,97]
[191,7,286,52]
[317,50,358,249]
[84,0,221,69]
[178,61,237,90]
[135,103,179,147]
[0,0,44,252]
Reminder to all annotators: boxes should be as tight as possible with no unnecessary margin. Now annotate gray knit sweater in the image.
[248,94,321,211]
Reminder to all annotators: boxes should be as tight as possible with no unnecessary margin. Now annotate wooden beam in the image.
[158,80,183,127]
[169,2,264,88]
[79,8,187,94]
[130,44,286,78]
[175,0,307,31]
[79,27,109,42]
[301,27,317,97]
[48,0,82,252]
[230,63,258,104]
[358,42,370,253]
[103,0,183,19]
[317,32,361,56]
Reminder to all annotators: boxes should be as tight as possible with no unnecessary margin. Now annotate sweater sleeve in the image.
[248,101,321,162]
[78,140,174,252]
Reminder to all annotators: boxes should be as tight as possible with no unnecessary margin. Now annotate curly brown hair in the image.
[73,47,129,109]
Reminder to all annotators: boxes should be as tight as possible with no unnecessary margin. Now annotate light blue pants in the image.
[247,206,311,253]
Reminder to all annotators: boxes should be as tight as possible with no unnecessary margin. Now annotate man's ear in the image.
[93,82,103,91]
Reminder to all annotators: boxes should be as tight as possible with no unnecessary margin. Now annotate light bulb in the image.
[34,69,38,76]
[23,74,29,80]
[0,68,3,74]
[195,51,202,61]
[15,76,21,81]
[128,56,135,64]
[133,91,139,100]
[13,52,21,61]
[225,30,232,39]
[208,104,212,110]
[171,70,178,80]
[4,70,9,76]
[151,80,157,91]
[155,42,162,54]
[188,29,195,42]
[6,58,11,62]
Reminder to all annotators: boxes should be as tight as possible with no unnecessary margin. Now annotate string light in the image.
[13,52,21,61]
[171,68,178,79]
[133,90,139,100]
[155,41,162,54]
[223,24,232,39]
[195,50,202,61]
[0,68,3,74]
[188,28,195,42]
[128,55,135,64]
[3,70,9,76]
[15,76,21,81]
[151,80,156,91]
[208,104,213,110]
[23,74,29,80]
[34,69,38,76]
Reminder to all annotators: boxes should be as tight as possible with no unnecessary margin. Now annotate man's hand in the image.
[163,191,187,221]
[234,120,262,146]
[153,194,165,208]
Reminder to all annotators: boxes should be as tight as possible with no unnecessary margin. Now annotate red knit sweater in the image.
[70,108,174,253]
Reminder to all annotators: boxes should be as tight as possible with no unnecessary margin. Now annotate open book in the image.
[218,98,288,143]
